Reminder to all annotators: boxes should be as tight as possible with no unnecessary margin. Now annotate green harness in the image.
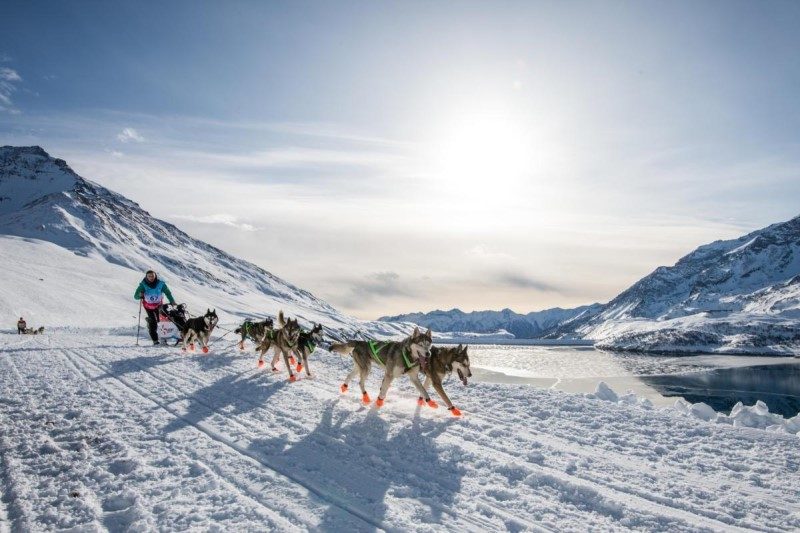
[367,340,416,370]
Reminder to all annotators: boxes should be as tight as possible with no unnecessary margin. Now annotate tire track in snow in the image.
[96,343,740,532]
[112,347,552,533]
[62,345,394,533]
[57,347,317,532]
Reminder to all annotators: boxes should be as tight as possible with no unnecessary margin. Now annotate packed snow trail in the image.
[1,332,799,532]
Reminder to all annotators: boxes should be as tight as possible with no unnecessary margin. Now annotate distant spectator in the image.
[17,317,26,334]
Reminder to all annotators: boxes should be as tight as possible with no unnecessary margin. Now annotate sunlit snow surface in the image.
[1,331,799,532]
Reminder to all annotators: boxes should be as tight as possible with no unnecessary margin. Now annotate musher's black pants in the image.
[144,307,160,342]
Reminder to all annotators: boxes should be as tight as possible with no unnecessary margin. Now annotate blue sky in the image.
[2,1,800,318]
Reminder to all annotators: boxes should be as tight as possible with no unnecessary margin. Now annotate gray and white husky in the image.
[256,310,302,381]
[422,345,472,416]
[181,309,219,354]
[330,327,433,409]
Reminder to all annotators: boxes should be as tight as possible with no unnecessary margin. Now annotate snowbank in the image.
[587,382,800,436]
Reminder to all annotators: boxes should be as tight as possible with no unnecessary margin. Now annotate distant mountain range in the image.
[382,216,800,354]
[379,305,602,340]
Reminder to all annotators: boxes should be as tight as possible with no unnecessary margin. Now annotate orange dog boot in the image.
[289,356,296,365]
[375,398,385,408]
[417,397,425,406]
[361,392,371,404]
[296,363,303,373]
[257,360,265,368]
[202,346,209,354]
[448,406,462,416]
[426,399,438,409]
[289,374,297,383]
[340,383,349,393]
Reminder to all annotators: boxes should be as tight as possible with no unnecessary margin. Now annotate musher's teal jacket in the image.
[134,276,175,310]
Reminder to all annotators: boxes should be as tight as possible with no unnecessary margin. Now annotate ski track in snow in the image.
[1,333,799,532]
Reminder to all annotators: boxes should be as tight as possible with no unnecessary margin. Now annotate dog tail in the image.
[329,342,356,356]
[278,310,286,327]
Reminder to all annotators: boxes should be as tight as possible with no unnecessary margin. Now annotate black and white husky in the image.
[291,323,324,378]
[181,309,218,354]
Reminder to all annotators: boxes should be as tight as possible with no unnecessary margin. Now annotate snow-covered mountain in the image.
[382,216,800,354]
[379,305,602,339]
[0,145,410,338]
[559,215,800,354]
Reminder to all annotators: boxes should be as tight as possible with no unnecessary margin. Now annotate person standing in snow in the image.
[134,270,176,346]
[17,317,26,334]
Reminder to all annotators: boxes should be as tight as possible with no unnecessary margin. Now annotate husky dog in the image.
[160,303,189,334]
[181,309,218,354]
[23,326,45,335]
[256,311,302,381]
[330,327,433,408]
[234,317,274,350]
[291,323,324,378]
[421,345,472,416]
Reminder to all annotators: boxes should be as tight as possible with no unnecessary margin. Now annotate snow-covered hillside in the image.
[0,146,409,338]
[561,216,800,354]
[2,331,798,531]
[380,305,602,340]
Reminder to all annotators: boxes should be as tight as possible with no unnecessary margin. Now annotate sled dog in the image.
[256,311,302,381]
[234,317,274,350]
[181,309,218,353]
[291,323,324,378]
[421,345,471,416]
[330,327,433,409]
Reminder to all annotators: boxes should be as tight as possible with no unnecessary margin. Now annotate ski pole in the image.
[136,299,143,346]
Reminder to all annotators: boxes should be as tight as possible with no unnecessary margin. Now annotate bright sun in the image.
[431,111,532,203]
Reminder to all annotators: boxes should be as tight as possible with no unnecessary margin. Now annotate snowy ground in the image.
[2,332,799,532]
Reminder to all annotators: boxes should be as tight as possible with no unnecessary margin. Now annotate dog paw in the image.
[288,375,297,383]
[289,356,296,365]
[257,360,265,368]
[375,398,384,408]
[201,346,209,354]
[361,393,371,404]
[271,366,279,372]
[295,363,303,372]
[417,397,425,406]
[448,406,462,416]
[340,383,348,393]
[426,399,438,409]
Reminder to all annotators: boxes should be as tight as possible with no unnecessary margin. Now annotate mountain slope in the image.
[564,216,800,353]
[380,305,602,339]
[0,145,409,337]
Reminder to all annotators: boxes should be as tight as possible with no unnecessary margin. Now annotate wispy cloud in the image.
[117,127,144,143]
[171,213,257,232]
[0,67,22,114]
[495,271,558,292]
[336,272,418,309]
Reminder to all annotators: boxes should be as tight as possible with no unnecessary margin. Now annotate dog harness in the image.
[367,340,415,370]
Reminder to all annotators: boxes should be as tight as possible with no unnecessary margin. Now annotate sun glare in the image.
[431,111,533,204]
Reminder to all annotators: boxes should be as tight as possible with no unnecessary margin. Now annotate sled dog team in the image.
[235,312,471,417]
[135,270,471,416]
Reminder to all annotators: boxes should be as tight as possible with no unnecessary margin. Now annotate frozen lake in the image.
[461,344,800,416]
